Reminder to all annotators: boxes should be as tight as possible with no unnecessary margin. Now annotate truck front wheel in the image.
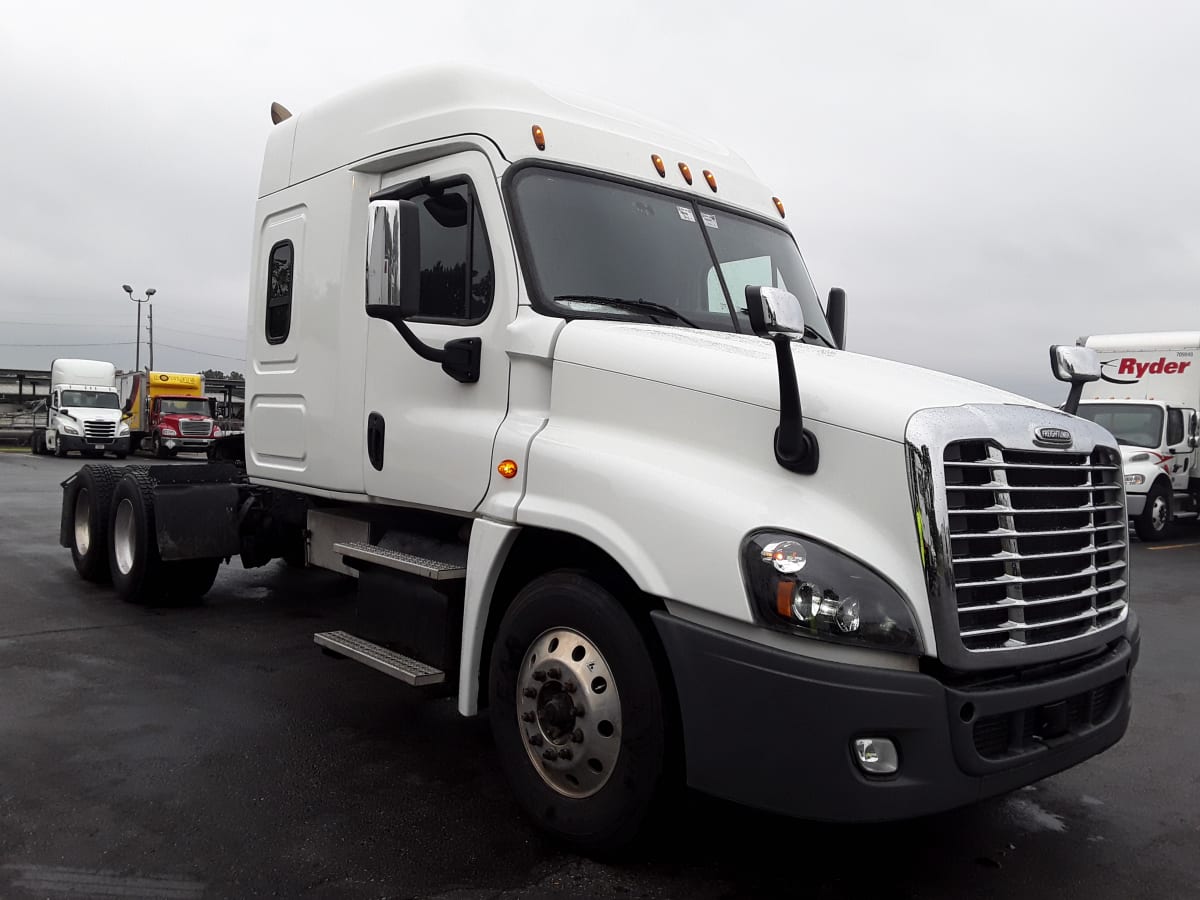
[488,572,669,853]
[1135,481,1172,542]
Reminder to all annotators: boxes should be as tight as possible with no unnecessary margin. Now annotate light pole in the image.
[122,284,156,371]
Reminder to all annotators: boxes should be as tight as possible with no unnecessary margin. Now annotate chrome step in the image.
[314,630,445,686]
[1172,510,1199,520]
[333,541,466,581]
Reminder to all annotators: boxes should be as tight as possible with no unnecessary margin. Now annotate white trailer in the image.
[31,359,130,458]
[1073,332,1200,540]
[57,66,1139,851]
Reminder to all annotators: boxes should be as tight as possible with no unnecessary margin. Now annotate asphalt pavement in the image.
[1,450,1198,899]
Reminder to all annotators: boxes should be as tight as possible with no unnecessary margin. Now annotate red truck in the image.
[118,370,221,457]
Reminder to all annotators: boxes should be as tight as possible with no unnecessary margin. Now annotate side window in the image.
[265,240,294,344]
[410,182,494,323]
[1167,408,1185,445]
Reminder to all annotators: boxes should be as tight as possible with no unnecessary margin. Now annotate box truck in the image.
[57,66,1139,850]
[1071,332,1200,540]
[30,359,130,458]
[118,370,221,457]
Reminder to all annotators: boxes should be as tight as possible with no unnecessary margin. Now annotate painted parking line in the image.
[1146,542,1200,551]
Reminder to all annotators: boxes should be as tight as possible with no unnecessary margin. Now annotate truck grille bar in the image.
[943,441,1128,652]
[83,420,117,442]
[906,405,1131,670]
[179,420,211,437]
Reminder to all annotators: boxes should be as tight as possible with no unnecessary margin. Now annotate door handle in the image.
[367,412,385,471]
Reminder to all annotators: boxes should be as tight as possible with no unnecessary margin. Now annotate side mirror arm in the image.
[365,306,481,384]
[771,333,820,474]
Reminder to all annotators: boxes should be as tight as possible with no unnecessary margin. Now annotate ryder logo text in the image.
[1101,356,1192,384]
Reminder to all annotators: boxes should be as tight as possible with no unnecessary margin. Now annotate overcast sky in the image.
[2,1,1197,401]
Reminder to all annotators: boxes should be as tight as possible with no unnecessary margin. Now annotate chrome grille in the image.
[944,441,1127,652]
[179,419,211,437]
[83,420,117,441]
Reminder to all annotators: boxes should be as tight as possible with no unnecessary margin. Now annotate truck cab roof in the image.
[260,65,780,222]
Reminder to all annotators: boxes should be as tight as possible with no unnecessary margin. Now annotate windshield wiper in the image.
[554,295,699,328]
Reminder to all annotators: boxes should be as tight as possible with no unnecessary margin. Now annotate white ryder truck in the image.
[1071,332,1200,541]
[31,358,131,458]
[57,67,1138,850]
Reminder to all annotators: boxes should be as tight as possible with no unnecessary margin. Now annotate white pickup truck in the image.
[57,66,1139,851]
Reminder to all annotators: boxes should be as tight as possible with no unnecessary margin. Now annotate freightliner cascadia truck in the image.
[31,358,130,458]
[58,67,1139,850]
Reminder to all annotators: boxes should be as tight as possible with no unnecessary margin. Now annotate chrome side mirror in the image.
[365,199,420,314]
[1050,344,1101,416]
[746,285,805,338]
[1190,412,1199,449]
[1050,345,1101,384]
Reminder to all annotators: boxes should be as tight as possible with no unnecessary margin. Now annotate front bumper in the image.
[1124,491,1147,516]
[652,611,1138,822]
[161,437,214,452]
[59,435,131,454]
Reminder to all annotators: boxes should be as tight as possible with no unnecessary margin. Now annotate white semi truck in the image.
[31,358,131,458]
[57,67,1138,850]
[1071,332,1200,541]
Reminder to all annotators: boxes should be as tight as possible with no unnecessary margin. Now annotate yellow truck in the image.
[118,371,220,457]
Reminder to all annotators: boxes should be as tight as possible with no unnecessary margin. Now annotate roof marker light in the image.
[532,125,546,151]
[651,154,666,177]
[678,162,693,185]
[703,169,717,192]
[772,196,786,218]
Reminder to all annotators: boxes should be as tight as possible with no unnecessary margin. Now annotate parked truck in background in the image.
[118,370,221,458]
[30,359,130,458]
[1070,332,1200,541]
[57,67,1139,851]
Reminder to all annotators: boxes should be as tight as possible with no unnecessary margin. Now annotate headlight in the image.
[742,531,923,654]
[213,427,222,437]
[161,427,178,436]
[1124,473,1146,487]
[60,423,79,435]
[118,422,130,435]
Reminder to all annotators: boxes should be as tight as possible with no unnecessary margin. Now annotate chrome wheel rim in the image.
[1151,495,1168,531]
[73,488,91,556]
[113,498,136,575]
[517,627,622,798]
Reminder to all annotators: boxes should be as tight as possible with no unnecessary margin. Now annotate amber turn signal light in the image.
[532,125,546,151]
[498,459,519,479]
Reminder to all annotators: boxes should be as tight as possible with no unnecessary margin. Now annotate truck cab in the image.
[60,67,1140,851]
[33,358,131,458]
[119,371,220,457]
[1076,332,1200,540]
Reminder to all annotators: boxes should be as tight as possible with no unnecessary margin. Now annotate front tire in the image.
[488,572,669,853]
[54,435,67,458]
[1135,481,1171,542]
[66,464,120,582]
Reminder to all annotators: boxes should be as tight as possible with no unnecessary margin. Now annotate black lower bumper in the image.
[652,610,1138,822]
[59,435,131,455]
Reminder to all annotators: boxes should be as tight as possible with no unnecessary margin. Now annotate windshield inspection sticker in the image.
[701,212,719,229]
[676,205,696,222]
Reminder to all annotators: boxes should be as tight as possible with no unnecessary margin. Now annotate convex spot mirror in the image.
[365,198,420,315]
[745,285,805,338]
[1050,345,1101,384]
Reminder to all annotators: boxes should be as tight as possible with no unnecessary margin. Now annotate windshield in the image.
[1076,403,1164,447]
[61,390,120,410]
[159,398,211,416]
[509,167,834,344]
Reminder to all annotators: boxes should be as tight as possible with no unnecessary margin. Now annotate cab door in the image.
[362,150,516,512]
[1166,407,1196,489]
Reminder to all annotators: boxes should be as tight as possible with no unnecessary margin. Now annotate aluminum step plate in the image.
[332,541,466,581]
[314,631,445,686]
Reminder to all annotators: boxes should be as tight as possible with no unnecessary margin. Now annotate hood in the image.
[61,408,123,422]
[553,321,1045,442]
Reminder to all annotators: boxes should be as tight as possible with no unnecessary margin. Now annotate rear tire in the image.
[108,469,165,604]
[488,572,669,853]
[1135,481,1172,542]
[66,464,121,583]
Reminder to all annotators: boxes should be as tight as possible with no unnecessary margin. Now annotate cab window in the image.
[408,182,494,323]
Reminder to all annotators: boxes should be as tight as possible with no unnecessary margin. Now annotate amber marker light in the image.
[532,125,546,151]
[678,162,693,184]
[498,459,519,479]
[776,581,795,618]
[772,196,786,218]
[651,154,666,177]
[703,169,717,192]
